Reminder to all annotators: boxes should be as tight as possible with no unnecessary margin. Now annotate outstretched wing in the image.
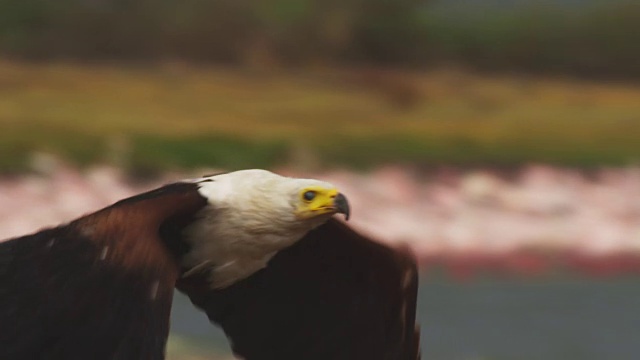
[177,218,421,360]
[0,182,207,360]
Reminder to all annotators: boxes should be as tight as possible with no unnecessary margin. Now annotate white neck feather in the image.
[180,170,332,288]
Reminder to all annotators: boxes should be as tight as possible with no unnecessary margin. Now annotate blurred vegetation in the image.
[0,0,638,173]
[0,0,425,67]
[1,62,639,173]
[0,0,638,79]
[424,0,640,79]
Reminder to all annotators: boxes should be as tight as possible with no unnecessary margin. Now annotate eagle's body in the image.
[0,169,420,360]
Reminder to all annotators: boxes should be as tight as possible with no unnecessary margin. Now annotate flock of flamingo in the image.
[2,157,639,280]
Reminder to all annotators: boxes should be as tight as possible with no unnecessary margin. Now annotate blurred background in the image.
[1,0,640,359]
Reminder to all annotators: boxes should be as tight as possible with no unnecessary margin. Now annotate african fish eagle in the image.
[0,169,420,360]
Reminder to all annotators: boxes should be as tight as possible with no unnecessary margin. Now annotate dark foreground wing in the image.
[0,182,206,360]
[177,218,421,360]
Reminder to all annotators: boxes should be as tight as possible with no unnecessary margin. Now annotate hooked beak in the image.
[334,192,350,221]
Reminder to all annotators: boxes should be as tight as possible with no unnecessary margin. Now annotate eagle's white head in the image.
[181,169,350,288]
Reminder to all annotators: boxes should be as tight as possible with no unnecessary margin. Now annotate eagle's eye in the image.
[302,190,316,202]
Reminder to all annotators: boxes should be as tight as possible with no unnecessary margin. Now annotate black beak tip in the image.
[335,193,351,221]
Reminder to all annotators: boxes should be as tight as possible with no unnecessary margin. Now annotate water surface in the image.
[170,277,640,360]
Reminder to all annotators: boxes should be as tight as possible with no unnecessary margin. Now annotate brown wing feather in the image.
[0,182,207,360]
[177,218,421,360]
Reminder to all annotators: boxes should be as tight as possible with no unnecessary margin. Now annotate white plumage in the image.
[182,169,338,288]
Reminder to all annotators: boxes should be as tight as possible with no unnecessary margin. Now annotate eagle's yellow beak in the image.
[297,187,351,221]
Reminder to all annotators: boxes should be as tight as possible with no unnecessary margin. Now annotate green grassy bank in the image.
[1,61,639,173]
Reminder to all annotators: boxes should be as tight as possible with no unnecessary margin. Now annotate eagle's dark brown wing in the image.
[0,183,207,360]
[177,218,421,360]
